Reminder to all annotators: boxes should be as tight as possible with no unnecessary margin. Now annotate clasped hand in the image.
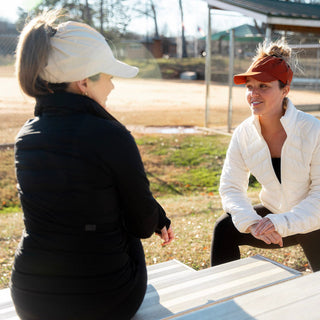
[249,218,283,247]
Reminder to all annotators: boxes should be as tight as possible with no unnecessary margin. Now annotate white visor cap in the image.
[40,21,139,83]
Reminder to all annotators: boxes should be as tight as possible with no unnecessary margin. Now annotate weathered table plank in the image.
[171,270,320,320]
[133,255,301,320]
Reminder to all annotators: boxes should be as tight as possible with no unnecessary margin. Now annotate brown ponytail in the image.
[15,11,67,97]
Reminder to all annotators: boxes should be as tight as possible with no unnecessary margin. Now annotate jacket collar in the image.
[280,99,298,134]
[35,91,119,122]
[251,98,298,135]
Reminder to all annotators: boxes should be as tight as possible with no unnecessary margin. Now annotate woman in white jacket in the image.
[211,40,320,272]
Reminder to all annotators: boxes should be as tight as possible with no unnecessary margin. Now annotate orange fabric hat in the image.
[233,55,293,85]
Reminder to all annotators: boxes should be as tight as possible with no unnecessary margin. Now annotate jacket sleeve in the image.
[219,129,262,233]
[101,126,170,238]
[267,134,320,237]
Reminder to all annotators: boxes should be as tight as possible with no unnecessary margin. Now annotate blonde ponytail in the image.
[15,11,64,97]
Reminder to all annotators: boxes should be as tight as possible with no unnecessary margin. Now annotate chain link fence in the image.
[0,34,17,69]
[0,34,17,55]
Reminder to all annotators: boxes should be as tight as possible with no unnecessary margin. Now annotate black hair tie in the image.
[47,26,57,37]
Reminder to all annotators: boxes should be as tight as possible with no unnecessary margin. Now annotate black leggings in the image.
[211,204,320,272]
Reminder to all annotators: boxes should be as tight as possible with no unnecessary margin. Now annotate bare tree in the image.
[132,0,160,39]
[150,2,159,38]
[16,0,132,43]
[99,0,104,34]
[25,0,93,24]
[96,0,131,37]
[179,0,187,58]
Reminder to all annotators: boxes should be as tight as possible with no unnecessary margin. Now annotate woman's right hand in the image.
[249,223,283,247]
[157,226,174,246]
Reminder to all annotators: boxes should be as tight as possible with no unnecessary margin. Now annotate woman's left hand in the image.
[157,226,174,246]
[254,217,276,236]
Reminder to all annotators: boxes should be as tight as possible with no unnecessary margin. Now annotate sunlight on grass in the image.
[137,134,230,196]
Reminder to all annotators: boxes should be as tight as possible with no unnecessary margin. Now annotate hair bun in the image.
[267,42,291,61]
[253,40,301,74]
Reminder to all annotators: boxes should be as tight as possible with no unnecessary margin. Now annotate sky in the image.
[2,0,255,37]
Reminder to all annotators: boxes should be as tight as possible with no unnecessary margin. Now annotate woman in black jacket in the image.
[11,11,174,320]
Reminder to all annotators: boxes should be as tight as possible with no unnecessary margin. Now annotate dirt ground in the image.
[1,67,320,144]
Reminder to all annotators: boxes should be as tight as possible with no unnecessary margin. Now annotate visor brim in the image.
[233,72,278,85]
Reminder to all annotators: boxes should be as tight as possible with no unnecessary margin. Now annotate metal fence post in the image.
[205,6,212,128]
[228,29,234,133]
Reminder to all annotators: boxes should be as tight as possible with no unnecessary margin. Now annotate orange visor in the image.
[234,55,293,85]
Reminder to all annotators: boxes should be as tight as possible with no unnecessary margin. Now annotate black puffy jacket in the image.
[12,91,170,299]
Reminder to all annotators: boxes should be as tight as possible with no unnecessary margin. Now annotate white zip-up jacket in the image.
[219,99,320,237]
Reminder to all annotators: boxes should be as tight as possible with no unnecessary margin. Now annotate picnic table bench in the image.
[0,255,305,320]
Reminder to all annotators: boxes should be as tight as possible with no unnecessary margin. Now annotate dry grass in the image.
[0,113,31,144]
[0,211,23,288]
[142,193,224,270]
[142,188,310,275]
[0,148,19,209]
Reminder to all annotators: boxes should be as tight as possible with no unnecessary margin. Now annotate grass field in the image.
[0,133,310,289]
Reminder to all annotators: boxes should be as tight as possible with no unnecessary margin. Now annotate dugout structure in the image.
[204,0,320,131]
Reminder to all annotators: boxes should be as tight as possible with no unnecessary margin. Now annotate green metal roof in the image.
[210,24,263,41]
[208,0,320,20]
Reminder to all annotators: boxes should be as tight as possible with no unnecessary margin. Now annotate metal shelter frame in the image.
[204,0,320,131]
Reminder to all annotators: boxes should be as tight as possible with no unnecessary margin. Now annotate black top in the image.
[12,92,170,297]
[271,157,281,183]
